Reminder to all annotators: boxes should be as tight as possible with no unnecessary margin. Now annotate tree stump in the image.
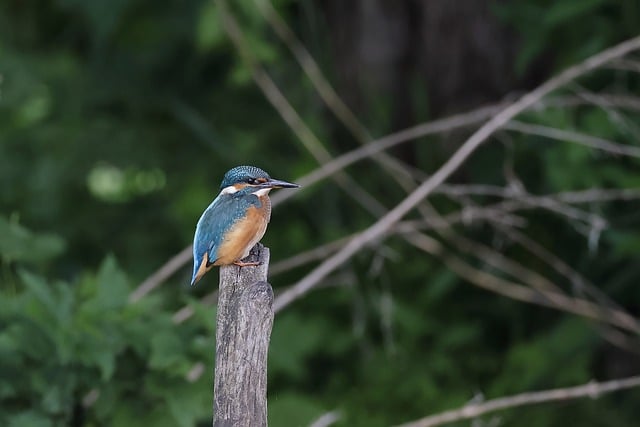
[213,243,274,427]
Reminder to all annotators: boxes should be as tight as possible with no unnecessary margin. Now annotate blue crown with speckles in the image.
[220,166,271,189]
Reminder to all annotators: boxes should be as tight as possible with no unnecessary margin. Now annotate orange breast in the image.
[214,199,270,265]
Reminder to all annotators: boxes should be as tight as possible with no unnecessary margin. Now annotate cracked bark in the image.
[214,243,273,427]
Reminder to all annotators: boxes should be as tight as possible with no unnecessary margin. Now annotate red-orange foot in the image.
[233,260,261,267]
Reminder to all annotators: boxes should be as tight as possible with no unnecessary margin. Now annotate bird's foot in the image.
[233,260,261,267]
[233,243,265,267]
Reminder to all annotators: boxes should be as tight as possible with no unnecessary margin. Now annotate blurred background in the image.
[1,0,640,426]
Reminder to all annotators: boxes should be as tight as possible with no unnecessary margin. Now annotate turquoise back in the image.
[191,188,263,284]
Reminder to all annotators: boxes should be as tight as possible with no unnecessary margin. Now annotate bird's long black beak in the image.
[261,178,300,189]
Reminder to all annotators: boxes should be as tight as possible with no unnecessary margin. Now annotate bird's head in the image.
[219,165,299,196]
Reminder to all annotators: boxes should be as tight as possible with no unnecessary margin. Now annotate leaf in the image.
[269,313,332,380]
[3,323,52,361]
[425,268,458,301]
[18,270,58,320]
[491,318,592,394]
[7,411,53,427]
[515,36,547,75]
[0,216,65,263]
[94,255,130,309]
[196,1,225,51]
[56,0,130,44]
[94,347,117,381]
[111,405,177,427]
[149,330,186,370]
[544,0,606,27]
[165,382,211,427]
[41,380,73,414]
[606,231,640,257]
[269,393,326,427]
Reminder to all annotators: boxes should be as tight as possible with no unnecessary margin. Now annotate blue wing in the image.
[191,193,259,285]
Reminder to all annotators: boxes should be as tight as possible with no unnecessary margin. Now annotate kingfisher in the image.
[190,165,300,285]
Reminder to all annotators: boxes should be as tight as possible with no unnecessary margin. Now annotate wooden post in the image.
[213,243,274,427]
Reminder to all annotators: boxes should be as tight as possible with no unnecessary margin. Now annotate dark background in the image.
[1,0,640,426]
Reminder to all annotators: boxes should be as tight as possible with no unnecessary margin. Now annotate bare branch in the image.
[172,291,219,324]
[607,58,640,73]
[269,236,353,275]
[437,184,607,231]
[218,0,386,216]
[570,85,640,140]
[435,184,640,204]
[550,93,640,111]
[405,179,639,335]
[252,0,425,190]
[504,120,640,158]
[394,376,640,427]
[253,0,370,143]
[308,411,342,427]
[271,103,504,206]
[273,35,640,313]
[404,233,640,334]
[129,246,191,303]
[129,100,507,301]
[555,187,640,203]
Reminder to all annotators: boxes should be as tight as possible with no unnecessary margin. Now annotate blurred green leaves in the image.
[0,216,65,264]
[196,1,225,52]
[1,0,640,426]
[86,163,166,203]
[495,0,629,73]
[0,225,211,426]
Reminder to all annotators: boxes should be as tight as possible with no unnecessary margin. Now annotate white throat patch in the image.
[220,185,239,195]
[252,188,271,197]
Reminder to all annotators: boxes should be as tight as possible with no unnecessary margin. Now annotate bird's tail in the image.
[190,252,210,286]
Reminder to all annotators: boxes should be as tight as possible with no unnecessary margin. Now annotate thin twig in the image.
[129,37,640,311]
[308,411,342,427]
[545,93,640,112]
[404,233,640,334]
[434,184,640,204]
[172,291,219,324]
[269,236,353,275]
[494,224,621,312]
[252,0,426,191]
[406,182,635,332]
[129,247,191,302]
[437,184,607,231]
[505,120,640,158]
[173,181,640,324]
[218,0,386,216]
[394,375,640,427]
[127,102,501,304]
[556,187,640,203]
[254,0,370,143]
[273,35,640,313]
[271,103,504,205]
[607,58,640,73]
[571,84,640,140]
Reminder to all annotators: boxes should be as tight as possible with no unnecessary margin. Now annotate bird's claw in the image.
[233,260,261,267]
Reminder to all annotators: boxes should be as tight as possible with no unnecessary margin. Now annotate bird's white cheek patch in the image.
[220,185,239,195]
[252,188,271,197]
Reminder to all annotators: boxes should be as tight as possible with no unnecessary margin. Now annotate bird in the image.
[190,165,300,285]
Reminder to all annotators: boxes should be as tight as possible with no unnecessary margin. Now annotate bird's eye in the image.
[247,178,257,185]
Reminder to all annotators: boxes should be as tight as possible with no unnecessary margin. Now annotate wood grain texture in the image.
[214,243,273,427]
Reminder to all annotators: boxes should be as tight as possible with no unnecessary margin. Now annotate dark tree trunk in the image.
[317,0,546,163]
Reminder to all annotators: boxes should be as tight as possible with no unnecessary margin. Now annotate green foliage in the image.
[269,393,326,427]
[0,225,212,425]
[495,0,638,73]
[1,0,640,426]
[0,216,65,265]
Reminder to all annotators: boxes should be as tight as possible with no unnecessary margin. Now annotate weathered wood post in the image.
[213,243,274,427]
